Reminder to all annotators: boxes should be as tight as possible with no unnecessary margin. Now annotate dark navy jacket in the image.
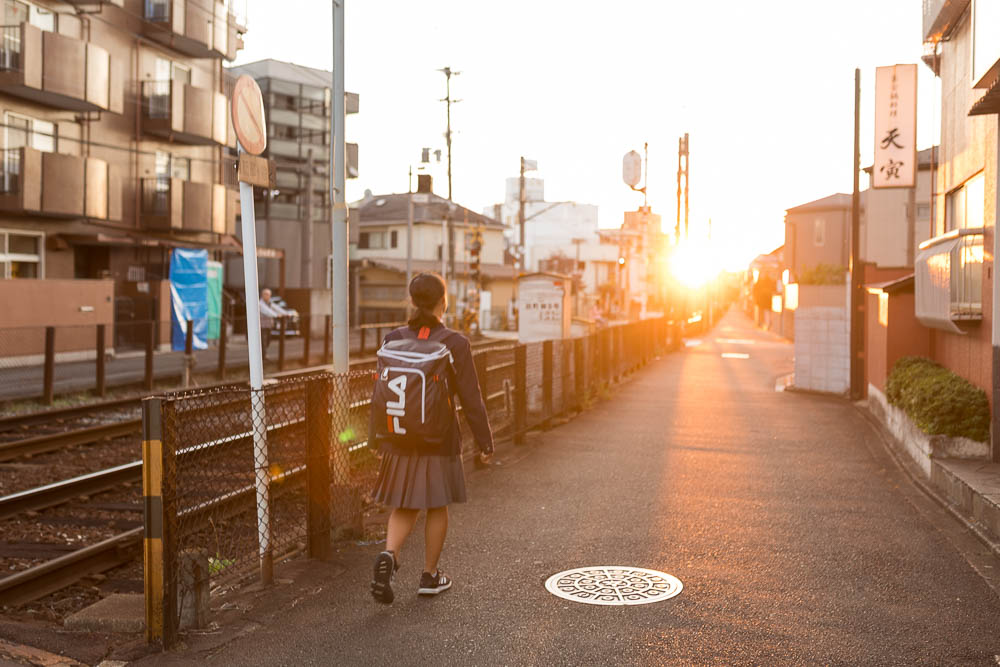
[370,323,494,458]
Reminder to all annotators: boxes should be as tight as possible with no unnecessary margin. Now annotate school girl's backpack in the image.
[372,327,456,451]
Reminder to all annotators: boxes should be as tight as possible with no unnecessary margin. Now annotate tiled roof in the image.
[357,193,503,228]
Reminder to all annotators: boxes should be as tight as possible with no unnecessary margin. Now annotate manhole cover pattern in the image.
[544,566,682,606]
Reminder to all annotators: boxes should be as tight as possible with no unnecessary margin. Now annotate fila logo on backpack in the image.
[372,329,455,449]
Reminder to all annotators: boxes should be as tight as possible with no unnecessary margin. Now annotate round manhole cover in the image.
[544,566,683,606]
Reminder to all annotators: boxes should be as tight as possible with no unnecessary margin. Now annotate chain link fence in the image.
[143,318,679,645]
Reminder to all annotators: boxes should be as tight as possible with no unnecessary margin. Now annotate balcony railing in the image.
[142,0,237,60]
[141,177,171,218]
[915,227,984,333]
[0,25,22,73]
[0,148,20,196]
[0,147,118,220]
[0,23,120,113]
[140,177,232,234]
[141,79,228,145]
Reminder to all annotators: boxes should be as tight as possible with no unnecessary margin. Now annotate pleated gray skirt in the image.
[372,452,467,509]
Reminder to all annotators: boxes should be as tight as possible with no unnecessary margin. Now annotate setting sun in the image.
[667,239,722,290]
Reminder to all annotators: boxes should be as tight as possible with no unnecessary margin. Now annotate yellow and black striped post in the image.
[142,397,167,645]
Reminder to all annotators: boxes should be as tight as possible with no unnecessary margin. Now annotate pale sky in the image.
[236,0,937,270]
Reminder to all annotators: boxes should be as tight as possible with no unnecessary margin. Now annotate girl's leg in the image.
[386,508,421,561]
[423,506,449,573]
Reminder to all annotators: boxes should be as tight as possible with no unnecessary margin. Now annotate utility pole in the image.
[301,149,314,288]
[330,0,348,372]
[676,134,689,243]
[683,133,690,240]
[439,66,460,201]
[850,68,863,401]
[406,165,413,299]
[519,156,526,272]
[643,141,649,208]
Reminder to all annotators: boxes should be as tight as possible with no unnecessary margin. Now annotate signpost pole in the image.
[238,150,273,586]
[231,74,273,586]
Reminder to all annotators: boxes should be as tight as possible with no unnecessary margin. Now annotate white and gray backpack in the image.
[372,328,456,450]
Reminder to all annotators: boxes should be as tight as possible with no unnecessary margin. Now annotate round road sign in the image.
[231,75,267,155]
[622,150,642,187]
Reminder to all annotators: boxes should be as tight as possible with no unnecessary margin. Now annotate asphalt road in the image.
[146,310,1000,666]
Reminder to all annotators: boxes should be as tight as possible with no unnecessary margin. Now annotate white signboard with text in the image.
[873,64,917,189]
[518,274,571,343]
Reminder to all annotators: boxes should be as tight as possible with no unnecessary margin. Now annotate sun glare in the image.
[666,239,721,289]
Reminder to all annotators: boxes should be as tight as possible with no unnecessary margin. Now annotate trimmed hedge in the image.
[885,356,989,443]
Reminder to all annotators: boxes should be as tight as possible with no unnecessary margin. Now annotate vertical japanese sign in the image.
[873,64,917,189]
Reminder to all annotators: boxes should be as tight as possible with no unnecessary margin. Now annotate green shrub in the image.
[797,263,847,285]
[885,356,990,442]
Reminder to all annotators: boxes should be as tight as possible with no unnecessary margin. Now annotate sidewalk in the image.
[129,311,1000,666]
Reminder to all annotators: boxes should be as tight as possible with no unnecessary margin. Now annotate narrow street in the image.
[146,310,1000,666]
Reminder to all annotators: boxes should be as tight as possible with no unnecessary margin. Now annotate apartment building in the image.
[0,0,244,336]
[224,58,359,293]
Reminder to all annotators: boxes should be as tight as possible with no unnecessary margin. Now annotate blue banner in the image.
[169,248,209,352]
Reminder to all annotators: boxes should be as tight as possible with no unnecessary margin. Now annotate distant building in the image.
[225,59,359,293]
[485,176,619,315]
[354,187,513,328]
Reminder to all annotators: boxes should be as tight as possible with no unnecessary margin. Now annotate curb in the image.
[854,403,1000,561]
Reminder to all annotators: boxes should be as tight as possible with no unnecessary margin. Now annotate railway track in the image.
[0,343,515,608]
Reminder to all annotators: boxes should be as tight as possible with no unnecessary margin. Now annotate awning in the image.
[915,236,962,333]
[969,75,1000,116]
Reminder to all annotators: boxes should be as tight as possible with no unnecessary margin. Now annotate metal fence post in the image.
[306,376,332,560]
[513,344,527,445]
[324,315,332,365]
[359,327,366,356]
[560,340,570,415]
[278,317,286,372]
[601,330,611,385]
[143,397,175,646]
[574,337,584,410]
[542,340,553,420]
[217,315,228,381]
[182,320,194,388]
[95,324,106,397]
[302,314,311,368]
[42,326,55,405]
[145,320,155,391]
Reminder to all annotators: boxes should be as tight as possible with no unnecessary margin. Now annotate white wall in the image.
[862,166,932,267]
[353,222,505,265]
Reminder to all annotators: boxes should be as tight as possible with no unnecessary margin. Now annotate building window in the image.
[916,203,930,221]
[813,219,825,246]
[359,231,388,250]
[390,230,398,248]
[5,111,55,152]
[0,228,43,279]
[946,172,985,231]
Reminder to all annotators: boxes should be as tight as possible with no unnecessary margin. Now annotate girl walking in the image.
[369,273,494,603]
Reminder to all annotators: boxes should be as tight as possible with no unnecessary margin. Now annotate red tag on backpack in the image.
[417,326,431,339]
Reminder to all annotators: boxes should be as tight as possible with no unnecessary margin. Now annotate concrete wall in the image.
[786,207,850,278]
[794,306,849,394]
[865,287,932,394]
[0,279,114,358]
